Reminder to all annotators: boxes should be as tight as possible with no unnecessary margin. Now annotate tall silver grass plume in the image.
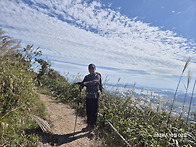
[150,91,153,99]
[132,82,136,93]
[187,70,192,87]
[115,77,121,91]
[0,28,21,57]
[103,75,110,85]
[124,83,128,88]
[187,79,196,122]
[148,100,152,109]
[182,57,191,74]
[179,70,192,119]
[168,57,191,123]
[158,101,163,113]
[117,77,121,83]
[140,88,144,94]
[28,114,53,133]
[157,95,161,113]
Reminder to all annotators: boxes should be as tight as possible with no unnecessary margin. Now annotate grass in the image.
[0,29,46,146]
[37,67,196,146]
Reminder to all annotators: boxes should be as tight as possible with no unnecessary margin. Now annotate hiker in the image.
[79,64,102,130]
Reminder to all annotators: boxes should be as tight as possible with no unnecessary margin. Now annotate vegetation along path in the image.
[37,94,97,147]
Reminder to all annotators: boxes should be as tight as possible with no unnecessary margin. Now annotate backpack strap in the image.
[96,72,103,92]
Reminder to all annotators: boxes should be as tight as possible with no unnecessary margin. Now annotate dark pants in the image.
[86,94,99,125]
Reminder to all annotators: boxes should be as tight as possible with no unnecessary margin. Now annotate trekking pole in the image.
[73,90,81,137]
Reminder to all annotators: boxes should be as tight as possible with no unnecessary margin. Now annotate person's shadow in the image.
[26,128,94,146]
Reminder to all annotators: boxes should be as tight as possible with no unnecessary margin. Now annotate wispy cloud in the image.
[0,0,196,89]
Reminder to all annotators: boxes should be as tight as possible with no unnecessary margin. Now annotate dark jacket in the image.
[82,73,102,94]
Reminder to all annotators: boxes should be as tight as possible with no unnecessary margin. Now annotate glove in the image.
[75,82,83,86]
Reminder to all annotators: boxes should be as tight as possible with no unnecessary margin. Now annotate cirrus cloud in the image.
[0,0,196,89]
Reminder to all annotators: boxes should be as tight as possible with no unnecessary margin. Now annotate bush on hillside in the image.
[0,28,45,146]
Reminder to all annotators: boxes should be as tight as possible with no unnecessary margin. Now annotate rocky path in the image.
[37,94,98,147]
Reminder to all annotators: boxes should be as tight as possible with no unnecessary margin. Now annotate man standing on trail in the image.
[79,64,102,130]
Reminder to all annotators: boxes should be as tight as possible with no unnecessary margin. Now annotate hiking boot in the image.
[82,125,91,132]
[82,124,94,132]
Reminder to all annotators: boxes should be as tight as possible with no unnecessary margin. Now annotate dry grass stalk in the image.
[187,79,196,122]
[169,57,191,116]
[0,28,21,57]
[28,114,52,133]
[168,57,191,123]
[157,95,162,113]
[182,57,191,73]
[179,70,192,119]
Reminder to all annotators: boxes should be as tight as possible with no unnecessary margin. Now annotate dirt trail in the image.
[37,94,97,147]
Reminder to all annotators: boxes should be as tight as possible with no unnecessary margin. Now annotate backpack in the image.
[96,72,103,92]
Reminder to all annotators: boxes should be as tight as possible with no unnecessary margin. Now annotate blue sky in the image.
[103,0,196,41]
[0,0,196,91]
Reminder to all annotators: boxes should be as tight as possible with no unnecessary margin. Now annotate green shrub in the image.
[38,67,196,146]
[0,28,45,146]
